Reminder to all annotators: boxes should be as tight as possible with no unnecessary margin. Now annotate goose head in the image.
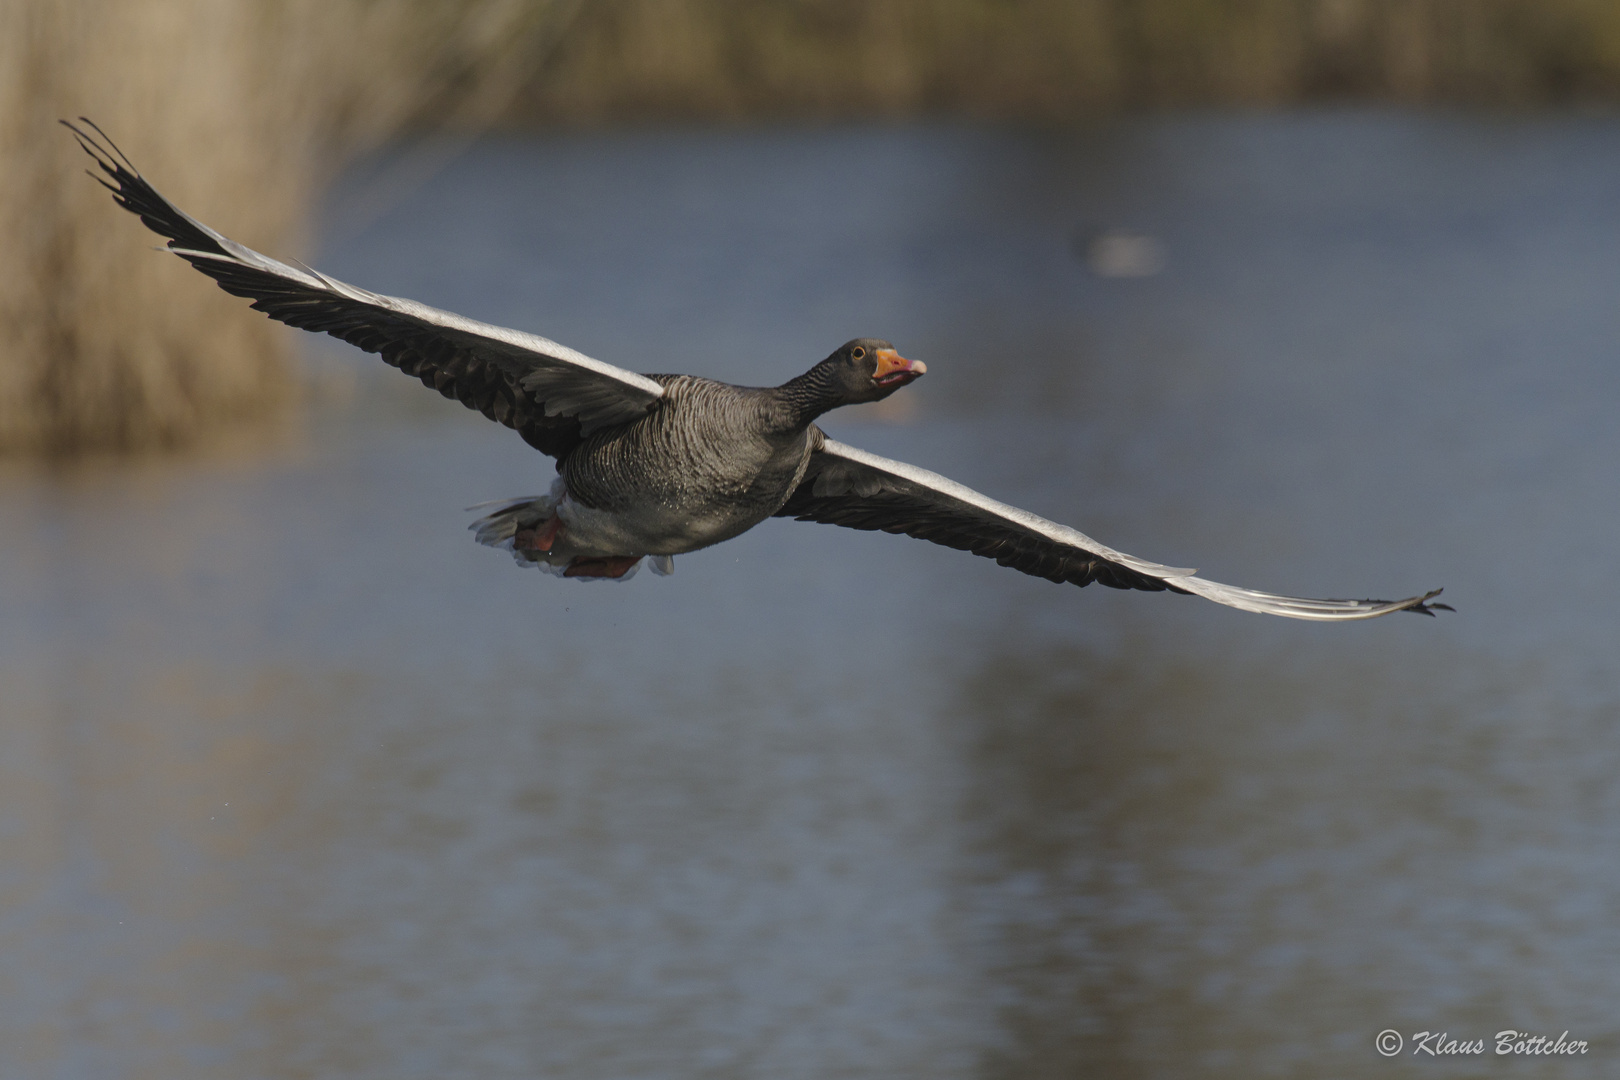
[825,338,927,404]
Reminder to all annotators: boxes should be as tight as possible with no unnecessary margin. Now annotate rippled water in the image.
[4,113,1619,1078]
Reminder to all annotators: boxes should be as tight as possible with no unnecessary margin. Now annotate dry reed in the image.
[0,0,570,453]
[512,0,1620,124]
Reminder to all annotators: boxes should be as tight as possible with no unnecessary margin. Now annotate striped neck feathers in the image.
[775,360,851,428]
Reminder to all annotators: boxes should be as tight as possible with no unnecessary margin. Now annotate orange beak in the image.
[873,348,927,386]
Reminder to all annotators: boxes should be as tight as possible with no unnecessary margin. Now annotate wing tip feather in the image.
[1171,577,1451,621]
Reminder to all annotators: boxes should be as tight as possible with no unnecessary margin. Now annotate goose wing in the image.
[776,435,1448,621]
[66,119,662,460]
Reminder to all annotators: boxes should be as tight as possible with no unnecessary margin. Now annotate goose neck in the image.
[775,362,844,427]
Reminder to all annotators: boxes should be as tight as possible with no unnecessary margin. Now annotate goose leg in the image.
[514,514,564,554]
[563,556,644,579]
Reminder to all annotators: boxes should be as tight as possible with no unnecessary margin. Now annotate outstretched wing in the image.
[65,119,663,460]
[776,436,1448,621]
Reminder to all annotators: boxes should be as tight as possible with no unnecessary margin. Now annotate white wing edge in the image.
[168,244,666,402]
[819,439,1442,621]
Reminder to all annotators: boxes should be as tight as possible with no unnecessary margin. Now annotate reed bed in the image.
[6,0,1620,453]
[0,0,566,453]
[514,0,1620,123]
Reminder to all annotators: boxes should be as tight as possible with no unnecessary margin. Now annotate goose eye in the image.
[851,346,866,361]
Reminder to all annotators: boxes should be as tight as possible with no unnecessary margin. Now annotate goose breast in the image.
[558,376,814,556]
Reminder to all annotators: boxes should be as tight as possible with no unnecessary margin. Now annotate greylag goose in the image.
[68,120,1447,620]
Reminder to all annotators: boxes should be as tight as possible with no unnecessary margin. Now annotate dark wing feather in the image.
[777,436,1448,621]
[65,119,663,460]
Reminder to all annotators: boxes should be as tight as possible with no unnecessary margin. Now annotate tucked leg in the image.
[514,514,564,554]
[563,555,644,579]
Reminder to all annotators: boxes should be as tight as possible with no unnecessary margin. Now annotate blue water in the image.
[3,113,1618,1078]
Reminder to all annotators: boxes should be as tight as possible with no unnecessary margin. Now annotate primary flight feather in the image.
[66,119,1447,619]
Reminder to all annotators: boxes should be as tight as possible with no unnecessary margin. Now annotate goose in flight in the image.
[67,119,1447,620]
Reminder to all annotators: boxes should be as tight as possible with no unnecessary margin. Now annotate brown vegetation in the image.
[6,0,1620,454]
[513,0,1620,123]
[0,0,568,453]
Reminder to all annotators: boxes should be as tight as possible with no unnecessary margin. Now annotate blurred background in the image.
[3,2,1619,1077]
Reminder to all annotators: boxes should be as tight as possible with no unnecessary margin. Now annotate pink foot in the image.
[514,514,564,554]
[563,556,643,579]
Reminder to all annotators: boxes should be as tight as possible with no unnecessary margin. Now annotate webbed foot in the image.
[514,515,564,554]
[563,555,644,579]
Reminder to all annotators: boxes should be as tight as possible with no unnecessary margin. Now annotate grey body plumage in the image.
[562,376,814,554]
